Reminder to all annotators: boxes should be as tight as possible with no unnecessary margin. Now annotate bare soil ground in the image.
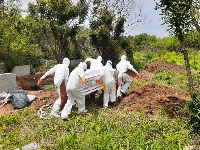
[0,60,191,118]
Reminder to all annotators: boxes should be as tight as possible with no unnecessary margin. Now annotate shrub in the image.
[188,91,200,134]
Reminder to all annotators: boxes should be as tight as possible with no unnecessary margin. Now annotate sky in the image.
[124,0,170,38]
[21,0,170,39]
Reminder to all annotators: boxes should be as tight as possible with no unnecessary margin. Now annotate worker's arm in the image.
[37,78,43,85]
[37,66,56,85]
[127,61,140,78]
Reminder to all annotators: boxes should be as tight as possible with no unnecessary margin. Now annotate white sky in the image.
[20,0,170,38]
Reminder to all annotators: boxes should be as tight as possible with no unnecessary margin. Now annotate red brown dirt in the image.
[147,60,186,75]
[116,83,191,118]
[0,61,191,118]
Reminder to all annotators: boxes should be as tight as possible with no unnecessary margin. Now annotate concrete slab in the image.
[11,65,30,77]
[0,73,17,93]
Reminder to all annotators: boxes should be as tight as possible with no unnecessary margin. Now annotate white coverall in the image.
[116,55,138,97]
[99,60,116,107]
[61,62,87,119]
[40,58,70,117]
[85,56,103,94]
[85,56,103,70]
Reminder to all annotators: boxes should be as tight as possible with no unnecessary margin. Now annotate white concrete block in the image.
[0,73,17,93]
[11,65,30,77]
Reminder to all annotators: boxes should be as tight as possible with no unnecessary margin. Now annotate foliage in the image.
[0,107,192,149]
[152,36,180,52]
[89,8,121,66]
[156,0,193,39]
[0,3,43,72]
[134,50,200,70]
[132,33,156,51]
[28,0,89,63]
[188,92,200,134]
[185,30,200,50]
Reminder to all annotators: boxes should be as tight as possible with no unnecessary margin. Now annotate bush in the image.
[188,91,200,134]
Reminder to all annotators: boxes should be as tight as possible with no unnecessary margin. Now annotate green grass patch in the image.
[0,106,193,149]
[153,69,188,89]
[129,80,148,90]
[134,50,200,71]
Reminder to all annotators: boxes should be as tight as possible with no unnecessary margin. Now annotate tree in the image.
[0,0,43,72]
[189,0,200,34]
[28,0,89,63]
[132,33,156,51]
[89,0,140,65]
[156,0,194,87]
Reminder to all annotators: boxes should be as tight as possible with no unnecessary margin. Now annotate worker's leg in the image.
[75,90,86,113]
[117,73,123,97]
[103,85,109,107]
[110,83,116,103]
[60,90,75,119]
[76,98,86,113]
[60,80,68,110]
[50,86,61,117]
[121,73,131,93]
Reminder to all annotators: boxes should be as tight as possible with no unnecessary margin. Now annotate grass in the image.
[0,107,193,149]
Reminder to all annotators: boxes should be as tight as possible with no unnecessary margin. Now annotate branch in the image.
[189,0,200,34]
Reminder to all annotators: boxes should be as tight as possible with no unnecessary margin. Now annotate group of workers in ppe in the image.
[37,55,139,120]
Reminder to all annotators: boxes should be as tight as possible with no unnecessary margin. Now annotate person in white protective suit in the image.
[116,55,140,98]
[85,56,103,94]
[97,60,116,107]
[85,56,103,70]
[37,58,70,117]
[60,62,87,120]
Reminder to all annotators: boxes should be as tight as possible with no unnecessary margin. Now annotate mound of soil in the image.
[116,83,191,118]
[147,60,185,75]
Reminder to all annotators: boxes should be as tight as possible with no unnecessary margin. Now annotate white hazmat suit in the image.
[85,56,103,94]
[37,58,70,117]
[116,55,139,97]
[61,62,87,119]
[85,56,103,70]
[98,60,116,107]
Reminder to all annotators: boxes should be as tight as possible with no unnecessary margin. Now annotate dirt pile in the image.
[147,60,185,75]
[116,83,191,118]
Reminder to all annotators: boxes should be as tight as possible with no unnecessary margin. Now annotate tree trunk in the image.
[180,39,193,87]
